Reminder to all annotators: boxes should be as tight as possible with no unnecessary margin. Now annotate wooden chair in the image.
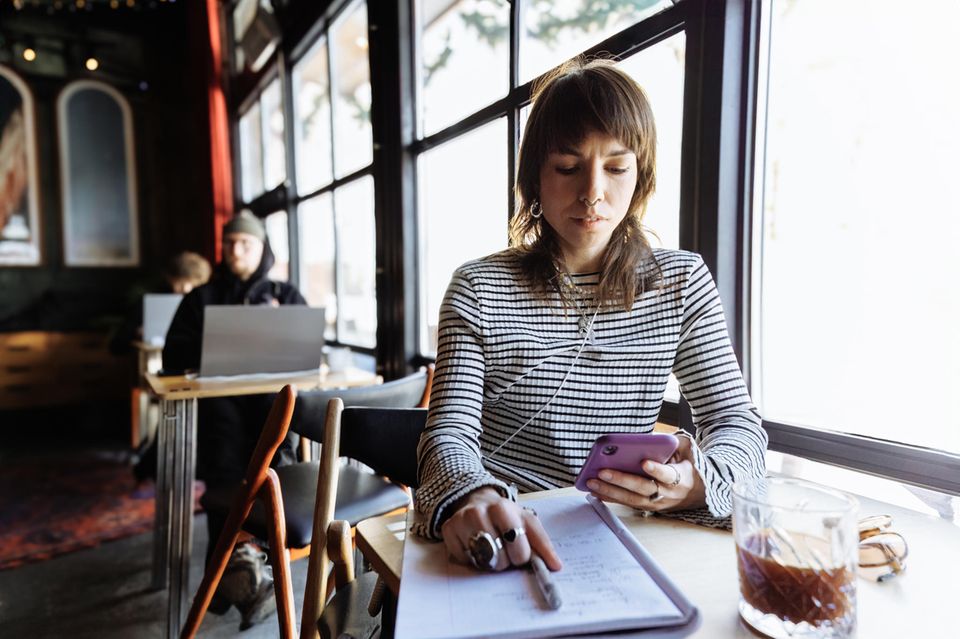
[195,368,432,636]
[180,384,300,639]
[304,405,429,639]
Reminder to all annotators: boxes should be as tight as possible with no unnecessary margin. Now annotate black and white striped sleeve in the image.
[413,266,513,540]
[673,255,767,517]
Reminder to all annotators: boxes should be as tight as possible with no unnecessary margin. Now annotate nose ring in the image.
[581,197,601,207]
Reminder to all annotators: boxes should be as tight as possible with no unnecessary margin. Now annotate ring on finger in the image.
[467,531,502,571]
[522,506,538,518]
[501,527,526,544]
[668,465,681,487]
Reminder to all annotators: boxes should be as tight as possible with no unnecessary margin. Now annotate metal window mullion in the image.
[326,26,342,342]
[507,0,521,231]
[278,50,301,287]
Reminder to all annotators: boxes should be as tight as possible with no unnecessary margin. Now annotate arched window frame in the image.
[0,64,42,267]
[58,79,140,267]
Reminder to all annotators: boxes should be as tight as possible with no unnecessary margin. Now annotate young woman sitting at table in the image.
[414,57,767,572]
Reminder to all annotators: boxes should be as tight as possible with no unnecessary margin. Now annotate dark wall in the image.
[0,3,214,331]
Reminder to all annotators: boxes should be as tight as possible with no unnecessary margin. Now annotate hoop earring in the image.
[530,200,543,219]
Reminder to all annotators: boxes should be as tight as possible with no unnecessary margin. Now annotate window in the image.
[418,119,509,352]
[289,0,376,349]
[58,81,139,267]
[520,0,674,84]
[753,0,960,457]
[238,76,285,203]
[417,0,510,136]
[413,0,687,358]
[264,210,289,281]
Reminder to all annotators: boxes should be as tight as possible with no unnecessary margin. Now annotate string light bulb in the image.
[23,48,37,62]
[85,57,99,71]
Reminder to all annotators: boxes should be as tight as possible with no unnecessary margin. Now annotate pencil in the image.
[529,551,562,610]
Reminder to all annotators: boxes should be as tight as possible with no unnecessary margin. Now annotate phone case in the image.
[575,432,680,492]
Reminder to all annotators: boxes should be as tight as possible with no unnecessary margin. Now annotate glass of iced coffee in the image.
[733,477,859,638]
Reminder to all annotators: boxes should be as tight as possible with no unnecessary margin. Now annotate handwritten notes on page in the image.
[395,493,689,639]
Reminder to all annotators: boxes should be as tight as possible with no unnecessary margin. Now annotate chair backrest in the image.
[338,407,428,488]
[242,384,298,492]
[291,366,432,442]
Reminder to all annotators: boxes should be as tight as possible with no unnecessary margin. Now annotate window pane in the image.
[331,1,373,178]
[335,176,377,348]
[418,118,508,354]
[757,0,960,454]
[293,36,333,194]
[299,194,337,340]
[261,78,286,191]
[618,33,683,251]
[264,210,289,281]
[239,102,263,201]
[418,0,510,136]
[520,0,673,84]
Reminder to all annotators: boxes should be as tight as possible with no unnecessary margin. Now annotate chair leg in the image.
[179,511,247,639]
[261,469,297,639]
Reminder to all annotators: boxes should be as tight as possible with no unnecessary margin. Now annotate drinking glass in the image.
[733,477,859,638]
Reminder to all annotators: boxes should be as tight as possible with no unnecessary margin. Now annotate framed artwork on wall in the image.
[0,65,42,267]
[58,80,139,267]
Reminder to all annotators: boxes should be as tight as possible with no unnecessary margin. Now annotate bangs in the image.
[530,67,649,158]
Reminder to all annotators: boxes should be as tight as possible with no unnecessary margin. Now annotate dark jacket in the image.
[163,241,306,373]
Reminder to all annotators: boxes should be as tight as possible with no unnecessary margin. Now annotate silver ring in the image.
[669,466,681,487]
[522,506,538,518]
[501,527,526,544]
[649,487,661,502]
[467,531,502,571]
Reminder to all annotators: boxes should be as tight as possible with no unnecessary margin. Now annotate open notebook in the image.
[395,493,698,639]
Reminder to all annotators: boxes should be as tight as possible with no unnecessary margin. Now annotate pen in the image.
[529,551,562,610]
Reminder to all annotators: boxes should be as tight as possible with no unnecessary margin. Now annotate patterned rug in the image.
[0,453,203,571]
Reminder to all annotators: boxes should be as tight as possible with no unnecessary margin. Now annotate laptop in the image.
[199,305,326,377]
[142,293,184,346]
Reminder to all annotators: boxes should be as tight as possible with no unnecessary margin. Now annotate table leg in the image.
[164,397,198,639]
[151,399,174,591]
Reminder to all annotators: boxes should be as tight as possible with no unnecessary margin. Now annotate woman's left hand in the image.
[585,436,707,511]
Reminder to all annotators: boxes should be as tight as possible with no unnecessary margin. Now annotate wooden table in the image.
[147,367,381,639]
[356,486,959,638]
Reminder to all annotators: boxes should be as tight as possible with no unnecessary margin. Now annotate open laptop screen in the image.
[200,306,326,377]
[143,293,184,347]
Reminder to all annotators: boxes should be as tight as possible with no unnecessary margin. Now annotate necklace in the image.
[554,268,599,339]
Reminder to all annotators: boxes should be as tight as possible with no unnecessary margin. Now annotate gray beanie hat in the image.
[222,210,266,242]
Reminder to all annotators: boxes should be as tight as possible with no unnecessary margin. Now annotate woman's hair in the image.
[165,251,212,285]
[509,57,661,310]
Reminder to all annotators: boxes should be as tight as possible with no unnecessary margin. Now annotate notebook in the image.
[395,493,699,639]
[199,305,325,377]
[142,293,183,346]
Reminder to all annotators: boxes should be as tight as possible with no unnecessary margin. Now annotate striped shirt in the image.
[414,248,766,539]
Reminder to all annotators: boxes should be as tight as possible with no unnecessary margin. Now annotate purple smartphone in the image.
[574,432,680,492]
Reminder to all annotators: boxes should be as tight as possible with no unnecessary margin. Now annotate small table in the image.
[147,367,381,639]
[356,486,959,638]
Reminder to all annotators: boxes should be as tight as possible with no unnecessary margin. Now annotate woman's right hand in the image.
[440,487,563,572]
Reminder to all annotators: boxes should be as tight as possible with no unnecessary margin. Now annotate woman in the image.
[414,58,766,572]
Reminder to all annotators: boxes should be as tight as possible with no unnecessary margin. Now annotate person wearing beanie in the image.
[162,210,307,629]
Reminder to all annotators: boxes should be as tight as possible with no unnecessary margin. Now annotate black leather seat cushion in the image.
[200,462,410,548]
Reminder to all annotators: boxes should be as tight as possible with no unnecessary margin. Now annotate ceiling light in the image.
[23,48,37,62]
[85,57,99,71]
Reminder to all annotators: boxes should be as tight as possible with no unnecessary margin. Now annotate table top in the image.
[145,366,381,400]
[356,486,959,637]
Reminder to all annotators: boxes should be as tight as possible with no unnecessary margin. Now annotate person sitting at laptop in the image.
[163,210,307,629]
